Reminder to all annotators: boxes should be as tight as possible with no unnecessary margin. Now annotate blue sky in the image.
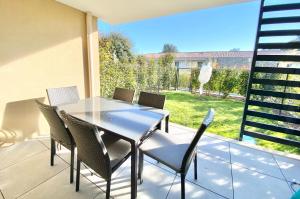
[97,0,299,54]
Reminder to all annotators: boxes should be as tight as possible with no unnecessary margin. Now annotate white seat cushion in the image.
[139,130,194,172]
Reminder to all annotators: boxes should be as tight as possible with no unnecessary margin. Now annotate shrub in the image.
[238,70,249,96]
[191,68,200,92]
[220,69,239,98]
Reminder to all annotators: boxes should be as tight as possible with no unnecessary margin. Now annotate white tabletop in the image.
[59,97,169,142]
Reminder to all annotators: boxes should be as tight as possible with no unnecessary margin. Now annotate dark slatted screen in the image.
[240,0,300,147]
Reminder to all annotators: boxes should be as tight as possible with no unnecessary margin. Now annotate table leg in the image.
[165,115,169,133]
[131,141,137,199]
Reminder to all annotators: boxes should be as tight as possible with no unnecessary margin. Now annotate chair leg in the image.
[181,174,185,199]
[138,151,144,184]
[194,153,197,180]
[106,179,111,199]
[70,145,74,183]
[76,158,81,192]
[50,138,56,166]
[157,122,162,130]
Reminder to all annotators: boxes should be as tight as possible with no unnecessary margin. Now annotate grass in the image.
[163,91,300,154]
[163,91,244,139]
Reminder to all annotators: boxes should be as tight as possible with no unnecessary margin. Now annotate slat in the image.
[261,16,300,24]
[245,120,300,136]
[256,55,300,62]
[252,78,300,87]
[250,89,300,100]
[259,30,300,36]
[248,100,300,112]
[258,42,300,49]
[254,67,300,74]
[263,3,300,12]
[246,110,300,124]
[242,130,300,148]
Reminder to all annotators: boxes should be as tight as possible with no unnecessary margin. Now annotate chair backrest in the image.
[35,100,73,146]
[60,111,111,180]
[46,86,80,106]
[138,91,166,109]
[181,108,215,173]
[113,87,135,103]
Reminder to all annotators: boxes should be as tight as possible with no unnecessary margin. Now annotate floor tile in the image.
[0,140,47,170]
[167,176,226,199]
[230,143,284,179]
[38,137,50,149]
[144,155,176,174]
[19,168,102,199]
[198,135,230,162]
[0,150,68,199]
[94,161,175,199]
[81,158,130,188]
[186,153,233,199]
[274,155,300,183]
[168,124,195,135]
[232,164,292,199]
[55,146,76,165]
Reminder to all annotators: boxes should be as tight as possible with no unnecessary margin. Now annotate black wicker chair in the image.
[46,86,80,106]
[36,100,75,183]
[138,91,166,131]
[138,91,165,109]
[138,109,215,199]
[113,87,135,103]
[60,111,132,199]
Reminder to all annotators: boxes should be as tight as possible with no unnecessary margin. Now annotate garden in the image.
[99,33,300,154]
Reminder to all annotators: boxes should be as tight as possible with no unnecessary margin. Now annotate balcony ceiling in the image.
[56,0,254,24]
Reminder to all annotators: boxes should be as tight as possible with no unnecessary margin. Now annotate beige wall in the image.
[0,0,99,146]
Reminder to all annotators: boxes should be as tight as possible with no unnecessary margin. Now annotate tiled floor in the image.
[0,123,299,199]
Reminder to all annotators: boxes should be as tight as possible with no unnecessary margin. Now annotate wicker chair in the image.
[60,111,132,199]
[113,87,135,103]
[138,91,165,109]
[35,100,75,183]
[46,86,80,106]
[138,91,166,131]
[138,109,215,199]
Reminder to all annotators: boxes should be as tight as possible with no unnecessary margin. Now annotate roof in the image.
[143,51,288,60]
[56,0,254,24]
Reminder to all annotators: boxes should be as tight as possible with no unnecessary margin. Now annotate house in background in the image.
[144,50,292,70]
[144,51,253,70]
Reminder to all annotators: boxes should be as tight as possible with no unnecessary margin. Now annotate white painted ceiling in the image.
[56,0,255,24]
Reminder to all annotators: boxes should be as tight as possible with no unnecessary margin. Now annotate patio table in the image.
[59,96,169,199]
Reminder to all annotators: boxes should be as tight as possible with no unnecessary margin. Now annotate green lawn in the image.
[163,91,300,154]
[163,91,244,139]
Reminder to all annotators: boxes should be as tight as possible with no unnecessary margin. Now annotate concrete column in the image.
[86,12,100,97]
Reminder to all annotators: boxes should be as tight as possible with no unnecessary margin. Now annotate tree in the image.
[108,33,133,63]
[158,53,175,91]
[190,68,200,93]
[162,44,178,53]
[136,55,147,91]
[147,59,158,92]
[238,70,249,96]
[220,69,239,98]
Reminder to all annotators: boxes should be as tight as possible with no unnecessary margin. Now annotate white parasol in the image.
[198,61,213,95]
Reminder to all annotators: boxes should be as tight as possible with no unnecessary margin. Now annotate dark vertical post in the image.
[76,158,81,191]
[106,179,111,199]
[138,151,144,184]
[70,145,74,183]
[50,138,55,166]
[165,115,169,133]
[131,141,137,199]
[194,153,197,180]
[181,174,186,199]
